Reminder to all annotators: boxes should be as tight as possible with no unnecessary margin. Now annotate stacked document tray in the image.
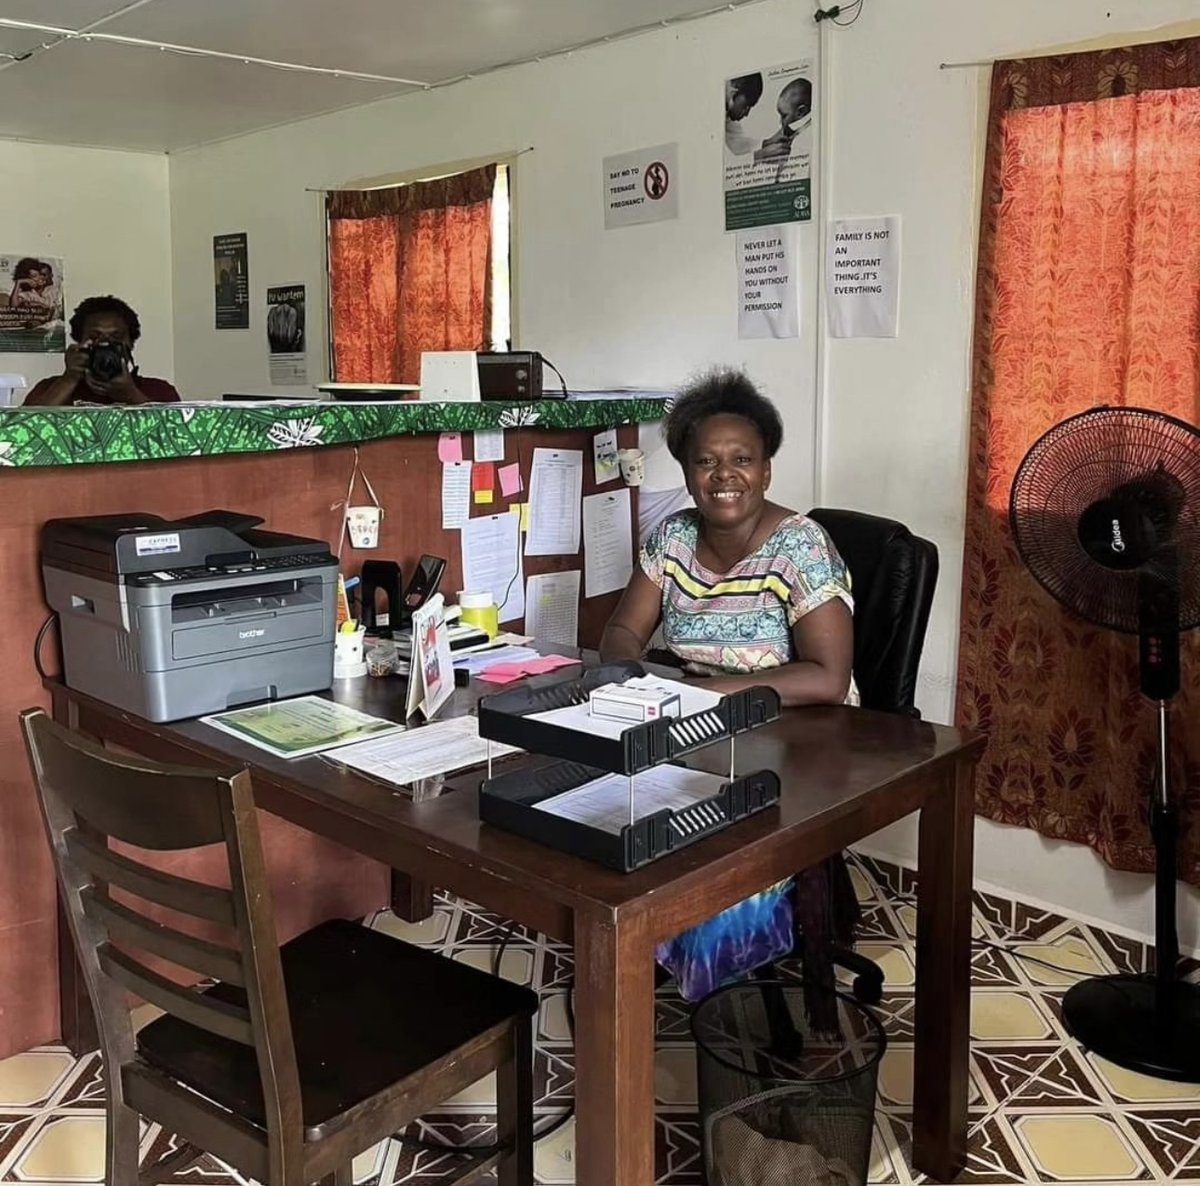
[477,661,781,872]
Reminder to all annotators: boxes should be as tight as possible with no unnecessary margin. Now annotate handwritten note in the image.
[582,488,633,597]
[441,461,473,529]
[527,448,583,556]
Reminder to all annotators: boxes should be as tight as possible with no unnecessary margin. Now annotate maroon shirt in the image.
[23,375,182,406]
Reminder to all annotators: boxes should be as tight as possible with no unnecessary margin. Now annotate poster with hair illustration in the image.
[0,254,66,352]
[266,283,307,385]
[722,60,815,231]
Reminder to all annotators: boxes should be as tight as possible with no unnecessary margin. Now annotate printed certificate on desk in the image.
[201,696,402,759]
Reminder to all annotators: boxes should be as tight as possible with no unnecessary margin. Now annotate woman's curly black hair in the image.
[69,295,141,344]
[664,368,784,463]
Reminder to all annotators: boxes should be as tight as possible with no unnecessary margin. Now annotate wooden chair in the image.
[21,708,536,1186]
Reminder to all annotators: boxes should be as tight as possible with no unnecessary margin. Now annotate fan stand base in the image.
[1064,975,1200,1082]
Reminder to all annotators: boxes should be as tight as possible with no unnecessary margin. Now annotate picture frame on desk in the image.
[406,594,454,721]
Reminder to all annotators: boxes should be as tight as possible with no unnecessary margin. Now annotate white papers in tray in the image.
[534,765,726,835]
[329,715,518,787]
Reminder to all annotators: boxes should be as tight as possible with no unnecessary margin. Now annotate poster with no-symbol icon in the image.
[213,232,249,329]
[723,60,815,231]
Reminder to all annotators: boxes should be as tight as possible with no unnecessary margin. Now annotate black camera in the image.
[86,338,130,382]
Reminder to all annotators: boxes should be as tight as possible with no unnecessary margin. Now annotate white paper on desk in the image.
[441,461,473,529]
[473,429,505,463]
[582,488,633,597]
[330,715,519,788]
[462,513,525,623]
[525,570,580,648]
[526,448,583,556]
[534,766,726,834]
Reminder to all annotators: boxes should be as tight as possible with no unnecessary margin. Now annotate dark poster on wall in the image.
[213,233,249,329]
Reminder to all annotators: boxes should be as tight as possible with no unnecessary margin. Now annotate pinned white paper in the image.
[527,448,583,556]
[826,215,901,338]
[441,462,473,529]
[525,571,581,648]
[582,489,633,597]
[737,226,799,340]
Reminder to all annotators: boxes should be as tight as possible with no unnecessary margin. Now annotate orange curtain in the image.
[959,41,1200,881]
[328,165,495,385]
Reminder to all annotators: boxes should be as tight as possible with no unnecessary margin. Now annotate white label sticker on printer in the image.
[134,532,181,556]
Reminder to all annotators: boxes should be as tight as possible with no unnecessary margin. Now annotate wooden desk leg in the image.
[572,911,655,1186]
[912,758,975,1180]
[389,870,434,923]
[50,693,100,1057]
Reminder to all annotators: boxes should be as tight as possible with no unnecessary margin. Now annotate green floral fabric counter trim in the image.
[0,399,668,469]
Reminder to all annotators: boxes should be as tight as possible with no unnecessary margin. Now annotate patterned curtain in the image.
[328,165,495,385]
[958,41,1200,881]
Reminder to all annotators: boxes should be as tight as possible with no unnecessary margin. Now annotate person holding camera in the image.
[23,295,181,406]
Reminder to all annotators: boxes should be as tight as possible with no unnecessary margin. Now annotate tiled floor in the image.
[1,853,1197,1184]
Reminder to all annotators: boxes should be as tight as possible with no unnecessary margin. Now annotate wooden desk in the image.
[50,675,983,1184]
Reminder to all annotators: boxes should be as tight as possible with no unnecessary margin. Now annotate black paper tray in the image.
[476,661,781,776]
[479,759,781,872]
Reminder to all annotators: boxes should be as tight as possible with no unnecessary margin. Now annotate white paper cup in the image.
[346,505,382,549]
[618,448,646,487]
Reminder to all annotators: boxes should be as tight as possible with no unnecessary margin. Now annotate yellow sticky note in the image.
[520,502,530,532]
[474,489,494,505]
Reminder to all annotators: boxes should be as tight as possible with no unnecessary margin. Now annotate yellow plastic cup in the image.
[458,591,499,638]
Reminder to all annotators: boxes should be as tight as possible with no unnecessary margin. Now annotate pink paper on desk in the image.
[477,654,581,684]
[438,432,463,463]
[498,462,523,497]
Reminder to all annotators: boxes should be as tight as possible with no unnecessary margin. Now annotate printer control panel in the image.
[131,553,333,585]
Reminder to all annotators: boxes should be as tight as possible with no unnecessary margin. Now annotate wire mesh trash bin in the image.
[691,980,887,1186]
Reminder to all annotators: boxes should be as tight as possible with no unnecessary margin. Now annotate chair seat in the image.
[137,918,537,1139]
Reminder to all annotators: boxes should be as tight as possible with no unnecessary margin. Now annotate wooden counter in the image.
[4,402,656,1055]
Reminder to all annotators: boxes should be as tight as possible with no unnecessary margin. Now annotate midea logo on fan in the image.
[1110,519,1127,554]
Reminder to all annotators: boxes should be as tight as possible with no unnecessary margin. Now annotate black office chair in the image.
[798,506,940,1002]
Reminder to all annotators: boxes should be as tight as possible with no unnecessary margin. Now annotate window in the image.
[327,162,512,384]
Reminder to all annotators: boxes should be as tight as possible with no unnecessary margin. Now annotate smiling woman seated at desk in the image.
[599,368,858,1011]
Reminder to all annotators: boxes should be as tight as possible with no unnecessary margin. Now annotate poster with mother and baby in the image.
[723,60,815,232]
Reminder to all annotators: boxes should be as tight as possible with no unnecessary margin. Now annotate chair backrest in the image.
[807,508,939,716]
[20,710,303,1151]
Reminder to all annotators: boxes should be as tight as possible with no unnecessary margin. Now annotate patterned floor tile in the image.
[0,1054,75,1112]
[4,859,1190,1185]
[1010,1112,1151,1181]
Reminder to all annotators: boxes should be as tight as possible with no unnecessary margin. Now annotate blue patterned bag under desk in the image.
[657,878,795,1001]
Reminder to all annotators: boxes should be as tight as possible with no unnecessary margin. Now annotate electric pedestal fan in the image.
[1010,405,1200,1080]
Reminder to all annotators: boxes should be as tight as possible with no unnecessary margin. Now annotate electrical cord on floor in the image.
[33,613,57,681]
[395,921,577,1157]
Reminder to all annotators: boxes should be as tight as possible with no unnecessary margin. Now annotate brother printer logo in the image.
[238,628,266,640]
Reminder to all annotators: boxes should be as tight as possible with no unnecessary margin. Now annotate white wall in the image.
[168,0,1200,947]
[0,141,173,397]
[168,5,823,508]
[824,0,1200,949]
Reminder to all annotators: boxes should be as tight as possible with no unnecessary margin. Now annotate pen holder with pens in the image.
[333,626,367,679]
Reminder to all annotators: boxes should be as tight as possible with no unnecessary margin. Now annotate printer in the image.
[42,510,339,723]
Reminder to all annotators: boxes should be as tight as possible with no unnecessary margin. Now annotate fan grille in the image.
[1009,406,1200,634]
